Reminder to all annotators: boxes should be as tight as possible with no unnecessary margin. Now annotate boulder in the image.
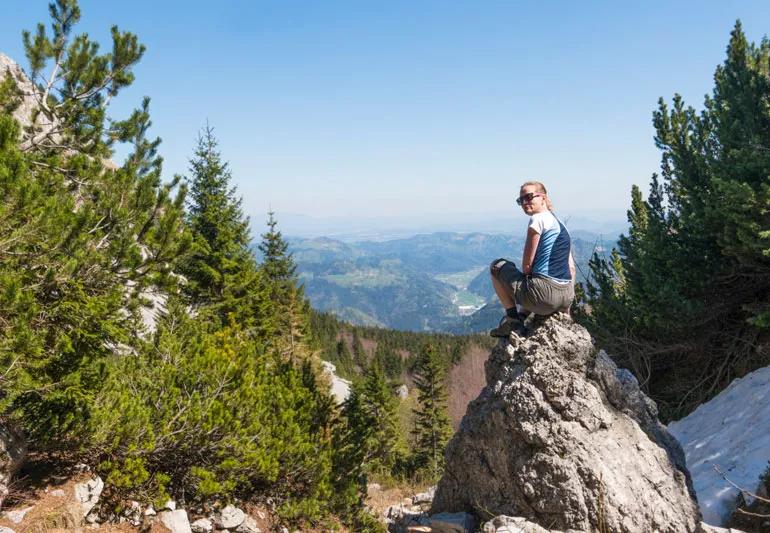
[191,517,214,533]
[159,509,192,533]
[215,505,245,529]
[431,314,700,532]
[73,475,104,520]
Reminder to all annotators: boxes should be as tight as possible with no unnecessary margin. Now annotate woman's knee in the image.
[490,258,508,277]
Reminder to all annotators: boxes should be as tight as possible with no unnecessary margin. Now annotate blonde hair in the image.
[520,180,554,211]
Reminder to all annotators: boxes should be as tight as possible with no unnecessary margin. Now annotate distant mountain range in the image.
[289,230,616,333]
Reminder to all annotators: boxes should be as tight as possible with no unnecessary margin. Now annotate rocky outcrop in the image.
[431,314,700,532]
[0,52,61,152]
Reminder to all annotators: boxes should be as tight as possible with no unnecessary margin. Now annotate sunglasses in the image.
[516,192,542,206]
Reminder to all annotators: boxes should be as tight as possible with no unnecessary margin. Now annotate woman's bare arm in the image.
[569,251,576,282]
[522,227,540,275]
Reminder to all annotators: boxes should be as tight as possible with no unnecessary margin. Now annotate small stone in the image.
[73,476,104,519]
[396,384,409,399]
[191,518,214,533]
[0,527,16,533]
[163,500,177,511]
[144,505,157,517]
[85,512,100,524]
[50,489,66,497]
[5,506,33,524]
[255,510,265,520]
[412,486,435,505]
[216,505,245,529]
[159,509,192,533]
[236,516,260,533]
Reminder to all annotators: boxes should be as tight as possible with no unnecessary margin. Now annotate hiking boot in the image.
[489,315,528,338]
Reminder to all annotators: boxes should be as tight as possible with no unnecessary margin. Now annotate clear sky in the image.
[3,1,770,234]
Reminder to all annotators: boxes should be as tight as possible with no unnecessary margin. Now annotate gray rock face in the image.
[0,52,61,151]
[0,423,26,509]
[431,315,700,532]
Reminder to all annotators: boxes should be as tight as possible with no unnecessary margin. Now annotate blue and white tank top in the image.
[528,211,572,283]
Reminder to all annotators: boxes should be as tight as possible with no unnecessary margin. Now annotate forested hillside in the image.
[582,21,770,421]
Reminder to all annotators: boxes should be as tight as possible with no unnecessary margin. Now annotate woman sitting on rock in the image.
[489,180,575,337]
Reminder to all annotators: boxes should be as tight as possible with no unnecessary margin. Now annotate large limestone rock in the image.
[0,52,61,151]
[431,314,700,532]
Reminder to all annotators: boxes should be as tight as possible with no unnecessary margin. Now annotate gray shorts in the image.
[490,258,574,315]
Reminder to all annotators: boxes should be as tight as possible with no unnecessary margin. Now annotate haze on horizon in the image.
[3,1,770,236]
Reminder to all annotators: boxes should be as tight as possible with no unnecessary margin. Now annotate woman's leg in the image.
[491,273,516,309]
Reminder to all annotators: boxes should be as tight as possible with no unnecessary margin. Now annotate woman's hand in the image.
[521,227,540,275]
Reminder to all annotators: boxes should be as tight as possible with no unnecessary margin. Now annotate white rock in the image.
[163,499,177,511]
[50,489,65,497]
[396,384,409,399]
[159,509,192,533]
[191,517,214,533]
[5,507,33,524]
[321,360,352,404]
[145,505,157,516]
[255,510,265,520]
[73,476,104,519]
[482,515,550,533]
[235,516,260,533]
[0,527,16,533]
[216,505,245,529]
[429,512,476,533]
[412,486,436,505]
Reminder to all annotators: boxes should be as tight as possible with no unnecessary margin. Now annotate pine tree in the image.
[584,21,770,419]
[182,124,271,335]
[0,0,188,442]
[411,343,452,480]
[258,213,309,355]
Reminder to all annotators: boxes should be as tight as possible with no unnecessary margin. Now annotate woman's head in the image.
[518,180,553,214]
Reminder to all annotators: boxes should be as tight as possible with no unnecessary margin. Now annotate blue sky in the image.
[3,1,770,235]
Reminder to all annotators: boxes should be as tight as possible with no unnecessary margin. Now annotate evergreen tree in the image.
[257,212,310,356]
[182,125,271,335]
[338,362,400,477]
[351,330,367,369]
[0,0,188,442]
[411,343,452,480]
[584,22,770,419]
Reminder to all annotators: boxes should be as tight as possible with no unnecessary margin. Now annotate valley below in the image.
[289,230,613,332]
